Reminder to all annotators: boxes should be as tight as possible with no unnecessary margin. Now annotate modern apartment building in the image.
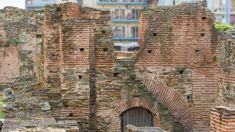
[83,0,156,51]
[207,0,235,26]
[158,0,235,26]
[25,0,83,10]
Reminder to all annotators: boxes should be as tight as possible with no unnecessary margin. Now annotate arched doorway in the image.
[120,107,153,132]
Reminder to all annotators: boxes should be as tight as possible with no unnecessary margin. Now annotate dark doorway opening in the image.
[120,107,153,132]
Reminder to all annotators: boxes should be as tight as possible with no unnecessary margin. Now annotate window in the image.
[131,27,138,38]
[113,26,125,38]
[111,9,125,20]
[26,0,32,4]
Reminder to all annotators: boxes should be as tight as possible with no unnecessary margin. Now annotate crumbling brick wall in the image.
[2,2,235,132]
[43,3,116,130]
[136,2,218,131]
[210,31,235,132]
[217,32,235,107]
[0,7,42,84]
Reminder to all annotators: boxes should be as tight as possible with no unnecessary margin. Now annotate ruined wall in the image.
[2,2,235,132]
[136,3,218,131]
[216,32,235,107]
[43,3,118,131]
[42,3,177,132]
[0,7,43,84]
[210,30,235,132]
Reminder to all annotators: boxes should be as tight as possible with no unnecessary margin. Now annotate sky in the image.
[0,0,25,9]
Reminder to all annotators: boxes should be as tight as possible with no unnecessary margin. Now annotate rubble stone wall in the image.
[0,7,43,84]
[210,30,235,132]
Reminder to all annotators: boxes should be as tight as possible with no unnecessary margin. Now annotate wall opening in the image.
[120,107,153,132]
[80,48,84,52]
[101,30,106,34]
[201,17,207,20]
[103,48,108,52]
[152,33,158,36]
[113,72,119,77]
[69,113,73,117]
[195,49,200,53]
[147,50,152,53]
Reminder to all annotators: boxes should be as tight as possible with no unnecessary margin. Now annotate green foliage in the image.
[9,38,21,45]
[0,95,6,118]
[136,82,145,90]
[0,111,6,118]
[214,23,233,32]
[212,56,217,62]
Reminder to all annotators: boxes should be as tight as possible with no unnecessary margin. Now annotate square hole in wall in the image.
[69,113,73,117]
[195,49,200,53]
[80,48,84,52]
[36,34,42,38]
[187,94,192,100]
[79,75,82,79]
[200,33,205,37]
[147,50,152,53]
[103,48,108,52]
[113,73,119,77]
[179,69,184,74]
[201,17,207,20]
[101,30,106,34]
[153,33,158,36]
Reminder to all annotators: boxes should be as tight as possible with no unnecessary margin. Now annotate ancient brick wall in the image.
[0,7,42,84]
[2,2,235,132]
[42,4,117,131]
[136,3,218,131]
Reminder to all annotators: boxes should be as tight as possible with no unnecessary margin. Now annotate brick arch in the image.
[111,98,161,131]
[141,79,193,131]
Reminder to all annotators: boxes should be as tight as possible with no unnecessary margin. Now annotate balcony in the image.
[111,9,139,23]
[112,26,138,41]
[97,0,144,5]
[112,19,138,23]
[26,3,52,8]
[112,37,138,41]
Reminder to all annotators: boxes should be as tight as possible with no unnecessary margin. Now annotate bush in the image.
[214,23,233,32]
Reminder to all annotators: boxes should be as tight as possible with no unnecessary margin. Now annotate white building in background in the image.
[207,0,235,26]
[25,0,83,10]
[83,0,157,51]
[56,0,80,4]
[158,0,235,26]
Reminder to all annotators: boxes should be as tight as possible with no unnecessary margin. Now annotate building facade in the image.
[83,0,156,52]
[25,0,82,10]
[158,0,235,26]
[207,0,235,26]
